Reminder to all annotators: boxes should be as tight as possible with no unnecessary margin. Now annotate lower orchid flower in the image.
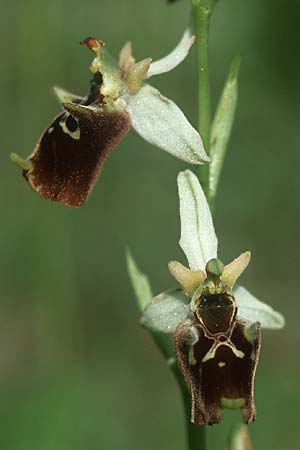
[136,169,284,425]
[11,29,209,207]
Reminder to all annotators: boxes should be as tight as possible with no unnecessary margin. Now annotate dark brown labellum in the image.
[174,292,261,426]
[24,105,130,207]
[23,70,131,207]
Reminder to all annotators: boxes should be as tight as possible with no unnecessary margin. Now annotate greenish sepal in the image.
[10,153,32,171]
[221,397,245,410]
[87,41,122,99]
[101,45,120,75]
[100,46,123,98]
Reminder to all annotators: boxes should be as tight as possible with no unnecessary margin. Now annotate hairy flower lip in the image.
[138,169,284,426]
[174,317,261,425]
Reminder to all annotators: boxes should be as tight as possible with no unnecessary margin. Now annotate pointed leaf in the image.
[178,170,218,270]
[234,285,285,330]
[126,251,176,364]
[141,289,192,334]
[127,84,209,165]
[126,249,153,311]
[209,57,240,200]
[146,27,195,78]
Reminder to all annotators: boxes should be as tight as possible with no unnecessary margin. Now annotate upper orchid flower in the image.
[140,169,284,426]
[11,29,209,207]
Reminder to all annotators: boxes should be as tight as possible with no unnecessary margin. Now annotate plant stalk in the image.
[183,393,206,450]
[192,0,216,199]
[152,329,206,450]
[179,1,217,449]
[170,357,206,450]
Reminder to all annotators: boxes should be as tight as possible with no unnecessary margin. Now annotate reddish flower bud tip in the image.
[80,37,103,52]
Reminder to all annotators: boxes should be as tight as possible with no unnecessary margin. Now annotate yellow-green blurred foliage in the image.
[0,0,299,449]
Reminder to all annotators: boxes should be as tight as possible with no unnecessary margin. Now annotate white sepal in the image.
[126,84,209,165]
[146,27,195,78]
[140,289,192,334]
[178,170,218,270]
[234,285,285,330]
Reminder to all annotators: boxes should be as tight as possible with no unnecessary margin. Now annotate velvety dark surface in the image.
[26,107,130,207]
[175,317,260,425]
[0,0,299,449]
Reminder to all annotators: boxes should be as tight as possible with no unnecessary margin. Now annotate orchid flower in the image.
[11,30,209,207]
[134,170,284,425]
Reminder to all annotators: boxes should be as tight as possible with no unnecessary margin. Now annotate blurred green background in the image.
[0,0,299,449]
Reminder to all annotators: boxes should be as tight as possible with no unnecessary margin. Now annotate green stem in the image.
[192,0,216,199]
[183,392,206,450]
[171,357,206,450]
[151,330,206,450]
[177,2,217,449]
